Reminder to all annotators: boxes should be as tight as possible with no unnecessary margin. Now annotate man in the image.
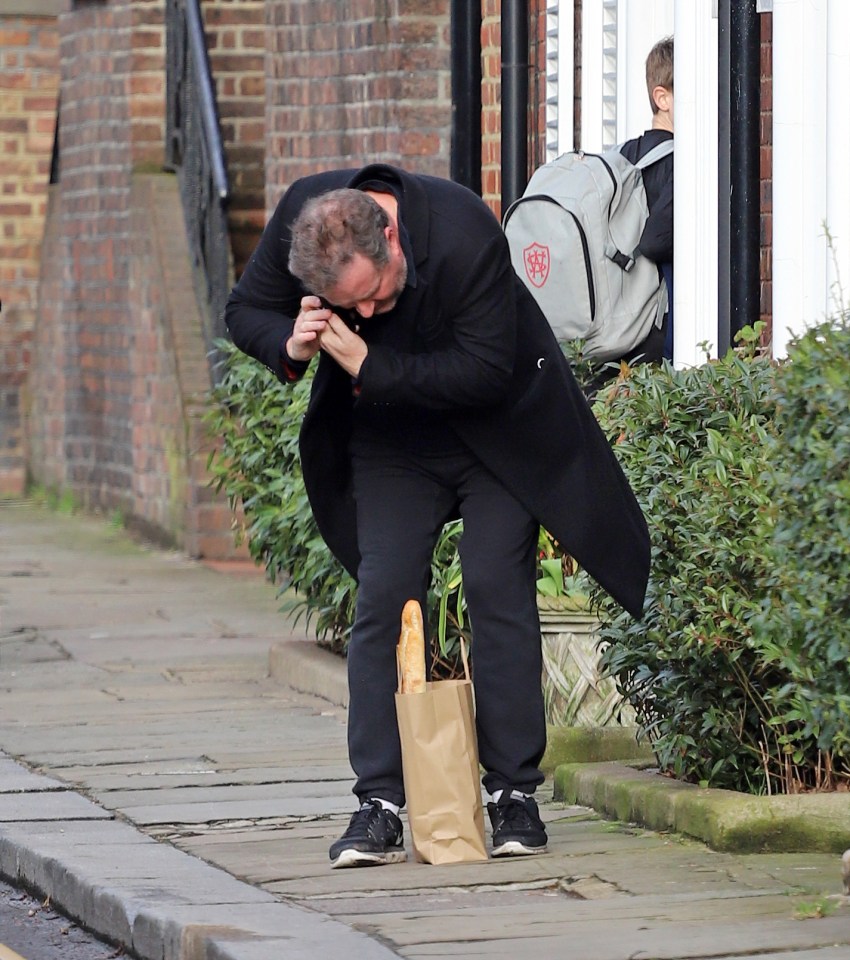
[225,164,649,868]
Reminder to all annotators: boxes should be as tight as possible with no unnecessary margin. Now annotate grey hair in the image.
[288,188,390,296]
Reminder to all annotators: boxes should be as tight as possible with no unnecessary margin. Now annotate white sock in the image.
[364,797,400,816]
[490,789,531,804]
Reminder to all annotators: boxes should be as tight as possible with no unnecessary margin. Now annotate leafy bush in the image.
[206,341,469,665]
[591,321,850,794]
[589,330,788,792]
[206,342,356,652]
[755,314,850,788]
[209,320,850,794]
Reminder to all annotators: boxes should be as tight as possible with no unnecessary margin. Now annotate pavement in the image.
[0,499,849,960]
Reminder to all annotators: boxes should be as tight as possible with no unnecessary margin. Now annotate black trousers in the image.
[348,444,546,806]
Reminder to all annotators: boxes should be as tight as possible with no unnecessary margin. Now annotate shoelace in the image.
[343,802,383,838]
[496,799,537,828]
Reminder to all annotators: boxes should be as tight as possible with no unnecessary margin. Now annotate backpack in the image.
[502,141,673,363]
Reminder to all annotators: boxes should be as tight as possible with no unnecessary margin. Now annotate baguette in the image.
[398,599,426,694]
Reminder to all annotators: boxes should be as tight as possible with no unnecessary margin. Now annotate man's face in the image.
[324,232,408,319]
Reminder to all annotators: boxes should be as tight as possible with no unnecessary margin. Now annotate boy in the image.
[620,36,675,364]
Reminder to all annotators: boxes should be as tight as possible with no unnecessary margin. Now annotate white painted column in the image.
[772,0,828,358]
[672,0,718,366]
[618,0,674,142]
[550,2,575,157]
[580,0,605,151]
[826,0,850,316]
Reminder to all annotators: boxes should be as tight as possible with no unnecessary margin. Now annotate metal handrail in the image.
[165,0,233,381]
[183,0,228,201]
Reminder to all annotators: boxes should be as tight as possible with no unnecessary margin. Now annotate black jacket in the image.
[620,128,674,263]
[225,164,650,618]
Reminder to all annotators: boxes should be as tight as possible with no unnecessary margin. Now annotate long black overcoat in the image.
[225,164,650,619]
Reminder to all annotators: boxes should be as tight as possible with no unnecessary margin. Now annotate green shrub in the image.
[209,318,850,793]
[755,314,850,787]
[589,330,788,792]
[206,341,468,664]
[206,342,356,652]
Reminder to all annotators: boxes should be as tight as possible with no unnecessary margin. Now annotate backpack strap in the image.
[633,139,674,170]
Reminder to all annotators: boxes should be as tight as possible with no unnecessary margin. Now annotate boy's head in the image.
[646,36,674,130]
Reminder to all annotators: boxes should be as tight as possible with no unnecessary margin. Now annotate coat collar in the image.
[346,164,430,268]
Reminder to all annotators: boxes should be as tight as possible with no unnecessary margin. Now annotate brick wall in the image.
[528,0,546,170]
[35,0,136,513]
[128,174,238,556]
[201,0,265,278]
[481,0,501,218]
[27,0,246,556]
[131,0,167,166]
[0,8,61,495]
[263,0,451,212]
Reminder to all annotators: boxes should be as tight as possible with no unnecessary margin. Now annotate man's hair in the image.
[646,36,674,113]
[288,188,390,296]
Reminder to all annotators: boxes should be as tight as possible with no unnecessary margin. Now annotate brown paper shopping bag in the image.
[395,642,488,864]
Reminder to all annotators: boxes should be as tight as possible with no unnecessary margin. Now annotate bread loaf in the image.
[398,599,426,694]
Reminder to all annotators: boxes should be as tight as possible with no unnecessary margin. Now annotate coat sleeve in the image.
[223,184,306,383]
[637,164,673,263]
[357,228,518,411]
[638,176,673,263]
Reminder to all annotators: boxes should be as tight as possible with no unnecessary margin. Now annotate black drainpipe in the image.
[450,0,482,195]
[718,0,761,355]
[501,0,529,213]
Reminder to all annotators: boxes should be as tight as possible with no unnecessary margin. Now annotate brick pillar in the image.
[0,9,61,496]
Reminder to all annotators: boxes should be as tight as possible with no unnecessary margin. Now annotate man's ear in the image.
[385,224,402,254]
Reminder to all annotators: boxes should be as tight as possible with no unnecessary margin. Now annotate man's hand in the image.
[286,295,331,362]
[319,313,368,378]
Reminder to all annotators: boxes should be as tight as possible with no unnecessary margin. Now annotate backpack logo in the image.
[523,242,550,288]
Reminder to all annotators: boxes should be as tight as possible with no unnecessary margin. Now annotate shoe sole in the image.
[330,848,407,869]
[491,840,548,857]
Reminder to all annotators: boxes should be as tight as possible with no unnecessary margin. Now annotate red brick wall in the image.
[263,0,451,211]
[0,10,61,495]
[528,0,547,170]
[481,0,501,218]
[27,185,68,496]
[131,0,167,165]
[37,0,136,512]
[201,0,266,278]
[27,0,245,556]
[129,174,238,556]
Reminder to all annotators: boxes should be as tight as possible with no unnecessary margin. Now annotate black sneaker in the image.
[487,791,548,857]
[329,800,407,869]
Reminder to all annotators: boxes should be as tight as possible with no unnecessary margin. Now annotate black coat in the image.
[225,164,650,619]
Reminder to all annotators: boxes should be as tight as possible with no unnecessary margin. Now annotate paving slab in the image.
[1,502,849,960]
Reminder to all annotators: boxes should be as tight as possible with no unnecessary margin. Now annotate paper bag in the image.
[395,644,488,864]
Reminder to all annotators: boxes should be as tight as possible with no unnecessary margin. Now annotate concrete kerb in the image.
[0,755,397,960]
[555,760,850,854]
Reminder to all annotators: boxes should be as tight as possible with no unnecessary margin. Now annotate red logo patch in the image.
[523,242,550,288]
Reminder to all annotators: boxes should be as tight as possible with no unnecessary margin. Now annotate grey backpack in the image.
[503,141,673,362]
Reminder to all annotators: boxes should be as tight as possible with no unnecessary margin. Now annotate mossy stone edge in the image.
[554,760,850,853]
[541,726,653,772]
